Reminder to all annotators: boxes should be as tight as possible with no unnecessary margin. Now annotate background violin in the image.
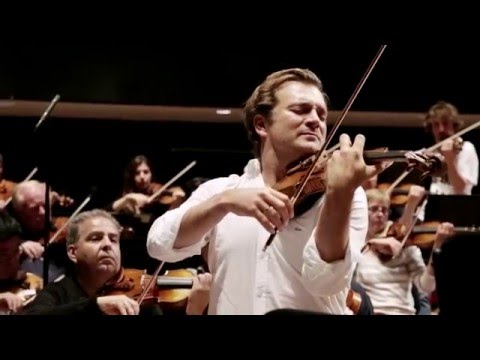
[102,268,195,313]
[405,221,480,249]
[376,183,431,206]
[2,271,43,311]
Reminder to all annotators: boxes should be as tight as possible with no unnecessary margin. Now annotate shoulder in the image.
[462,140,478,154]
[189,160,258,197]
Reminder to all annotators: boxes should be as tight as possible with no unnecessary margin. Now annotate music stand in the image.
[425,195,480,315]
[423,194,480,226]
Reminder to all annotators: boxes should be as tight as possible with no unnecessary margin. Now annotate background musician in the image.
[9,180,71,281]
[0,212,41,314]
[112,155,186,215]
[21,209,211,315]
[354,189,453,315]
[425,101,479,195]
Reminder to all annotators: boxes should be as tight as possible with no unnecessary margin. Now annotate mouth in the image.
[300,132,320,140]
[98,256,115,263]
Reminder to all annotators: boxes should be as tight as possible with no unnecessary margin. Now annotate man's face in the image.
[67,217,121,278]
[17,187,46,233]
[260,81,327,164]
[0,236,21,280]
[430,117,455,142]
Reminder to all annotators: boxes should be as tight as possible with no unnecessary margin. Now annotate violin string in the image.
[137,261,166,305]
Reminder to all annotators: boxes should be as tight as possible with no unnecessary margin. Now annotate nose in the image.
[305,110,321,130]
[100,234,114,249]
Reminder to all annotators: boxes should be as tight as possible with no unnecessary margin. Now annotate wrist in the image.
[325,187,356,203]
[216,190,234,216]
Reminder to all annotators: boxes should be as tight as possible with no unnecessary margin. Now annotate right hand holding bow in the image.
[221,188,294,234]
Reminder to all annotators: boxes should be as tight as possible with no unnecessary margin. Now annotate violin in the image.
[102,268,194,313]
[376,183,432,206]
[405,221,480,249]
[148,183,186,206]
[274,149,445,216]
[0,271,43,312]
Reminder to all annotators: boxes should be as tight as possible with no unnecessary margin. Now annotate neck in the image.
[260,146,310,186]
[75,268,114,297]
[261,158,286,186]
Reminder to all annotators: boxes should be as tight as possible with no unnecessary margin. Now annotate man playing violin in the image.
[147,68,388,315]
[0,212,41,314]
[8,180,72,281]
[354,188,453,315]
[425,101,479,195]
[21,209,211,315]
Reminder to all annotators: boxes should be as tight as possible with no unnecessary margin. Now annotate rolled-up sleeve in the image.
[146,177,234,263]
[301,187,367,297]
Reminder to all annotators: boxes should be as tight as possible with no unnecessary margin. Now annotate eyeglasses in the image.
[368,206,390,215]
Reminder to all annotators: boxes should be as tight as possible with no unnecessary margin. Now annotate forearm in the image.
[174,193,228,249]
[112,197,127,212]
[446,159,468,194]
[315,189,355,262]
[21,297,102,315]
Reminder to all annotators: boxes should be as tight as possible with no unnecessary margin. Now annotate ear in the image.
[67,244,78,264]
[253,114,268,140]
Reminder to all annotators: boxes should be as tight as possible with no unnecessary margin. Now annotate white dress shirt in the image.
[430,140,479,195]
[147,159,368,315]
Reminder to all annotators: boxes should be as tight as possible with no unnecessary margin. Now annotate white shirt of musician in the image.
[430,140,479,195]
[146,159,368,315]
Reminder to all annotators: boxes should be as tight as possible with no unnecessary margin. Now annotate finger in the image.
[25,248,36,259]
[118,305,127,315]
[125,303,135,315]
[352,134,366,151]
[254,209,276,234]
[264,194,290,228]
[266,193,293,226]
[269,188,294,219]
[132,302,140,315]
[339,133,352,151]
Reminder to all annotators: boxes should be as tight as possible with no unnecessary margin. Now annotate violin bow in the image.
[263,44,388,251]
[137,260,167,305]
[131,161,198,305]
[385,118,480,194]
[147,160,197,203]
[48,189,95,244]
